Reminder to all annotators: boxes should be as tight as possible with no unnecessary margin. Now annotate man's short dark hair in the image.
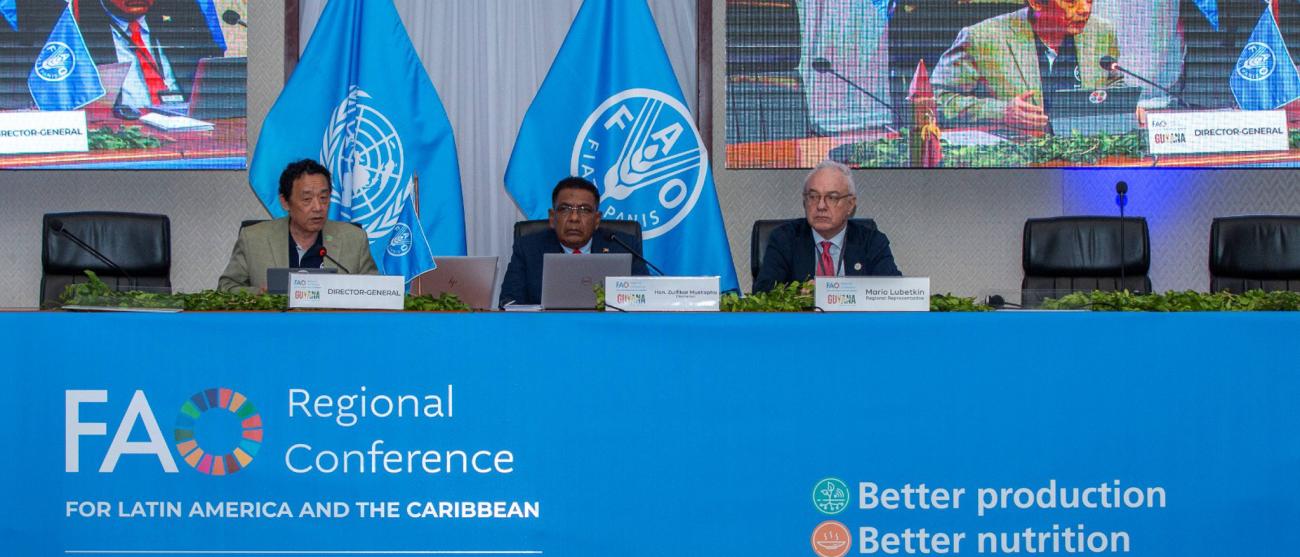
[279,159,332,199]
[551,176,600,206]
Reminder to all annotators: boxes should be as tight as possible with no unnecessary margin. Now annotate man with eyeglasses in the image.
[753,160,900,293]
[499,176,648,307]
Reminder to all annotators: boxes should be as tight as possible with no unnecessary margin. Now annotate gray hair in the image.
[803,159,855,193]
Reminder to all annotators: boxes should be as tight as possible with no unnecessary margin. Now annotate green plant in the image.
[88,126,163,150]
[721,281,816,312]
[843,130,1150,168]
[930,293,993,312]
[1040,289,1300,311]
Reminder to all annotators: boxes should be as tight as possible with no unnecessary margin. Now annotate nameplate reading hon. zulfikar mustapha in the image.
[289,274,405,310]
[604,276,720,311]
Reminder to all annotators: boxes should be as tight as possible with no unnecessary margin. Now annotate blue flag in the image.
[1194,0,1219,31]
[195,0,228,52]
[0,0,17,31]
[27,5,104,111]
[1231,6,1300,110]
[249,0,466,285]
[505,0,738,291]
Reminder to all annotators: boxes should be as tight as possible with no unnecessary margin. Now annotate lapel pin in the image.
[162,15,172,22]
[854,262,862,271]
[601,247,609,253]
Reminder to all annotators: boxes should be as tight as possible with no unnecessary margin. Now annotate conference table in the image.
[1,310,1296,556]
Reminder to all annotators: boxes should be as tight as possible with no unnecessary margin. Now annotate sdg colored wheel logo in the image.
[174,388,262,475]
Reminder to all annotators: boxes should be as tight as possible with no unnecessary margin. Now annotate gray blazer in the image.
[218,217,379,292]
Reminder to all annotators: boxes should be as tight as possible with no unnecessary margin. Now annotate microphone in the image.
[605,233,665,276]
[222,9,248,27]
[1099,56,1200,109]
[985,294,1024,310]
[318,247,352,274]
[1115,181,1128,290]
[49,219,135,285]
[810,56,895,112]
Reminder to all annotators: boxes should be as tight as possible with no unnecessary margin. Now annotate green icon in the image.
[813,478,850,515]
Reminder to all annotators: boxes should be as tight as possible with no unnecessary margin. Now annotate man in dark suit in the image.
[72,0,223,108]
[499,177,648,307]
[753,160,900,293]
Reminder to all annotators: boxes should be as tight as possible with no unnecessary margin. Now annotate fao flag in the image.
[504,0,738,291]
[249,0,466,284]
[1230,5,1300,110]
[27,5,104,111]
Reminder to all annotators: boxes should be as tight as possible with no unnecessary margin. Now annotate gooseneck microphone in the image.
[222,10,248,28]
[318,247,352,274]
[1099,56,1200,109]
[48,219,135,285]
[605,233,665,276]
[811,57,896,112]
[1115,181,1129,290]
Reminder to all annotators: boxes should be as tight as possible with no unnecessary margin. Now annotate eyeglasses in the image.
[803,192,855,207]
[554,204,597,216]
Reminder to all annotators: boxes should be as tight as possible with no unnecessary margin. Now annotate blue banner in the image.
[1231,6,1300,110]
[505,0,738,291]
[1194,0,1219,31]
[249,0,465,283]
[195,0,228,52]
[2,312,1299,555]
[27,5,104,111]
[0,0,17,32]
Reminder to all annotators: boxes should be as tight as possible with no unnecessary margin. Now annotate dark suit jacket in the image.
[499,227,649,307]
[75,0,223,97]
[753,220,901,293]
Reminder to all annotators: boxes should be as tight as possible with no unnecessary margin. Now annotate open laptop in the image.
[266,267,337,295]
[188,56,247,120]
[1046,86,1141,137]
[409,256,499,310]
[541,253,633,310]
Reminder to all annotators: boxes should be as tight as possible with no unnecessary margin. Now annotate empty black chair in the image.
[41,212,171,307]
[1022,216,1151,306]
[512,219,642,246]
[750,218,877,283]
[1210,215,1300,293]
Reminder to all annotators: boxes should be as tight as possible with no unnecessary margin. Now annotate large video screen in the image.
[726,0,1300,168]
[0,0,247,169]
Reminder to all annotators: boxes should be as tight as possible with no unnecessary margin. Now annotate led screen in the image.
[726,0,1300,168]
[0,0,247,169]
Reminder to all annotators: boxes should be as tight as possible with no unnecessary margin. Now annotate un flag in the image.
[27,5,104,111]
[505,0,739,292]
[249,0,465,285]
[1231,7,1300,110]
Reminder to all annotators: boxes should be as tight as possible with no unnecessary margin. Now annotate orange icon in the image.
[811,520,851,557]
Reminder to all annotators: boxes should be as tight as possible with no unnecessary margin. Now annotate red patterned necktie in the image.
[818,241,834,276]
[572,248,581,254]
[127,20,166,104]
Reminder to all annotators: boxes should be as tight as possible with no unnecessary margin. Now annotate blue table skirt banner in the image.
[1,312,1298,556]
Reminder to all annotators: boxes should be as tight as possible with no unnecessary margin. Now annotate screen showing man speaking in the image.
[0,0,247,169]
[725,0,1300,168]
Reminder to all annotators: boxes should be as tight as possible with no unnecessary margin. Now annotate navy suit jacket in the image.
[499,227,649,307]
[753,220,901,293]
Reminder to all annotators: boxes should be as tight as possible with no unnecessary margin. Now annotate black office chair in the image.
[512,219,642,246]
[41,212,171,307]
[749,218,877,283]
[1209,215,1300,293]
[1022,216,1151,307]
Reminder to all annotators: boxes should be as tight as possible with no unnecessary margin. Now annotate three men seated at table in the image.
[498,176,648,307]
[931,0,1123,131]
[754,160,900,293]
[218,159,377,292]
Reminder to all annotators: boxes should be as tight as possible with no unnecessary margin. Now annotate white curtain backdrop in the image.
[297,0,698,287]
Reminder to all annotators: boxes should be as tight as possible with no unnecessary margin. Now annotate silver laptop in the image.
[541,253,633,310]
[1047,86,1141,137]
[410,256,499,310]
[266,267,337,295]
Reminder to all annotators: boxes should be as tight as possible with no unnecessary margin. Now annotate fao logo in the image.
[34,42,75,82]
[813,477,850,515]
[387,223,413,257]
[571,88,708,239]
[1237,42,1276,81]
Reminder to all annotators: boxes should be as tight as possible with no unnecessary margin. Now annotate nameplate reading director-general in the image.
[289,274,405,310]
[1146,109,1289,155]
[604,276,721,312]
[815,277,931,312]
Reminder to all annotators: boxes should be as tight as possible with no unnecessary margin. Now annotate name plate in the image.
[815,277,931,312]
[0,110,89,155]
[605,276,720,312]
[1147,110,1289,155]
[289,274,405,310]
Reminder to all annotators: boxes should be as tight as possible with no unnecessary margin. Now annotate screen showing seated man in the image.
[0,0,248,169]
[724,0,1300,169]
